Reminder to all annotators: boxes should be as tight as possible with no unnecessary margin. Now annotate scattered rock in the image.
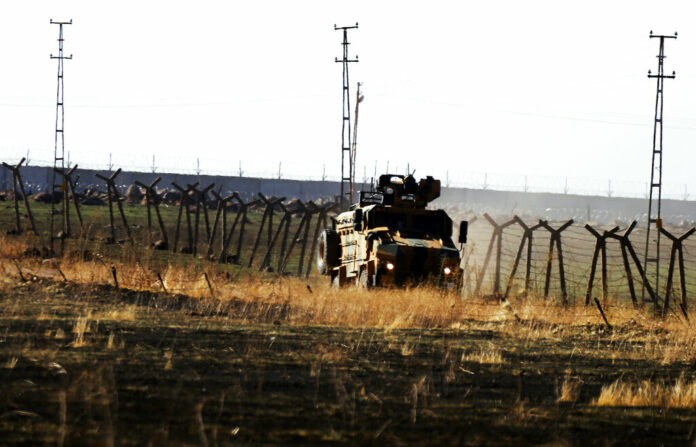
[32,191,61,204]
[125,185,143,204]
[81,196,105,206]
[161,190,180,205]
[285,198,304,213]
[0,191,22,200]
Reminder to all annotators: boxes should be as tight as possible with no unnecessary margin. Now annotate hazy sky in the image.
[0,1,695,198]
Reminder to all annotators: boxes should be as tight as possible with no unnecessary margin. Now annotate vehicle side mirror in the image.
[354,209,363,231]
[458,220,468,244]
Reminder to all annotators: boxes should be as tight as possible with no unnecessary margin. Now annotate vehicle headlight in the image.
[443,266,452,275]
[386,262,394,271]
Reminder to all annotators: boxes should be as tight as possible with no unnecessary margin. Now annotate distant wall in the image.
[435,187,696,224]
[0,166,343,202]
[3,165,696,224]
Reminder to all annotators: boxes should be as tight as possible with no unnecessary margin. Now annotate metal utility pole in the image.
[334,23,358,210]
[643,30,677,303]
[351,82,364,200]
[49,19,73,251]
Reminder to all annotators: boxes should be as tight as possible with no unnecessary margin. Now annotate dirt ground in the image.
[2,278,696,446]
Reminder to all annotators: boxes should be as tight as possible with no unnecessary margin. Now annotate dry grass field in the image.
[2,234,696,445]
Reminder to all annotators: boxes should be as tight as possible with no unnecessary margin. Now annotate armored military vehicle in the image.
[316,174,468,288]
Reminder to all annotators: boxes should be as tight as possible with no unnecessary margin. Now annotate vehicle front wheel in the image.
[356,269,373,289]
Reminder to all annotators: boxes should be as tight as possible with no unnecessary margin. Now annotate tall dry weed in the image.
[72,312,92,348]
[594,376,696,408]
[557,374,582,403]
[461,346,506,364]
[5,237,696,335]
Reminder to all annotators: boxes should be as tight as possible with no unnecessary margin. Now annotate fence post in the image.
[297,202,318,276]
[584,224,619,306]
[9,164,20,233]
[279,203,313,275]
[248,193,284,268]
[260,201,292,271]
[135,177,168,249]
[606,221,656,308]
[221,191,228,253]
[539,219,573,305]
[233,196,259,264]
[504,216,542,298]
[278,200,306,273]
[143,183,153,246]
[54,165,83,237]
[2,158,37,236]
[267,197,274,249]
[104,175,115,242]
[475,213,516,297]
[278,202,296,272]
[96,169,131,244]
[172,182,197,253]
[618,237,637,307]
[15,162,37,236]
[219,194,248,263]
[208,190,233,258]
[659,226,695,315]
[187,182,214,256]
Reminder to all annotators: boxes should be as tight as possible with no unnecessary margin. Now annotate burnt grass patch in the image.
[1,280,696,446]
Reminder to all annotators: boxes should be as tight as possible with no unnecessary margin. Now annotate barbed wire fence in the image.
[458,213,696,313]
[3,159,696,316]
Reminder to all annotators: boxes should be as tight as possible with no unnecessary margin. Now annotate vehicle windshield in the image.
[411,214,445,236]
[370,210,445,238]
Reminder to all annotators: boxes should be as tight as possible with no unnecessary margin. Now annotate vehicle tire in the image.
[317,229,340,275]
[356,269,372,289]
